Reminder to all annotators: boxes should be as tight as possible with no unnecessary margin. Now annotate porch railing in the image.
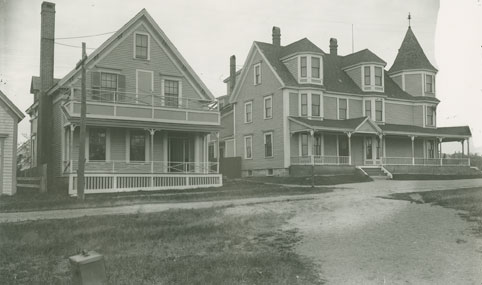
[291,155,350,165]
[63,160,219,174]
[382,157,470,166]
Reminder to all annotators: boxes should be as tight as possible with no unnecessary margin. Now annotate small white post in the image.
[216,132,220,173]
[347,132,352,165]
[411,136,415,165]
[439,137,443,166]
[467,137,471,166]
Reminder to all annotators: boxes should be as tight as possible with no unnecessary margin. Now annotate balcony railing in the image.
[291,155,350,165]
[63,88,220,125]
[63,160,219,174]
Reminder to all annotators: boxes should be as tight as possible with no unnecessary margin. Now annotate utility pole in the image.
[76,42,87,200]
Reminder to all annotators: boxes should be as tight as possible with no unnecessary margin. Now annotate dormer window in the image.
[298,55,323,84]
[362,65,384,92]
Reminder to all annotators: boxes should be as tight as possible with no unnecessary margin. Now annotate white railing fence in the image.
[290,156,470,166]
[290,155,350,165]
[68,173,223,196]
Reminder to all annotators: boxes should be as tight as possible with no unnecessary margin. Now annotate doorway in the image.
[364,136,381,165]
[168,137,194,172]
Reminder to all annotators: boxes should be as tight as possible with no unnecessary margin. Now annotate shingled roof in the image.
[388,26,438,74]
[252,40,438,103]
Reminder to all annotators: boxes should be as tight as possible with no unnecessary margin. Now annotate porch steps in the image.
[360,167,389,179]
[16,177,41,193]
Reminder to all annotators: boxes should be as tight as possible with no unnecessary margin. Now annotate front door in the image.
[168,137,194,172]
[364,136,382,165]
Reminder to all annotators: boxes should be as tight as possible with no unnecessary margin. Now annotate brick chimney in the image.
[272,26,281,46]
[229,55,236,94]
[37,1,55,166]
[329,38,338,55]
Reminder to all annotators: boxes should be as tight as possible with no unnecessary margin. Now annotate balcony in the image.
[63,88,220,126]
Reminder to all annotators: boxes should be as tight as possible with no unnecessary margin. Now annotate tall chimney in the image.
[229,55,236,94]
[37,1,55,166]
[329,38,338,55]
[272,26,281,46]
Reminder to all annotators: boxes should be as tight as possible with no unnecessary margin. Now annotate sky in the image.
[0,0,481,153]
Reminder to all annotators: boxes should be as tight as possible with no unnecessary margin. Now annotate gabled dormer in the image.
[342,49,387,93]
[280,38,324,85]
[388,26,438,98]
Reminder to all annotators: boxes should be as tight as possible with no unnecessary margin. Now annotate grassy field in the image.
[389,187,482,235]
[0,206,323,284]
[0,180,334,213]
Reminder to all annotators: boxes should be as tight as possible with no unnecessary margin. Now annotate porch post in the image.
[411,136,415,165]
[461,140,465,158]
[438,137,443,166]
[70,124,76,173]
[467,137,471,166]
[347,132,352,165]
[378,134,383,165]
[149,129,156,174]
[310,129,314,165]
[216,132,220,173]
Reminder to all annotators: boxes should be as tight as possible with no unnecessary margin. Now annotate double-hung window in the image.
[264,133,273,157]
[301,94,308,116]
[374,67,382,86]
[375,100,383,122]
[99,73,117,102]
[245,101,252,123]
[135,33,149,60]
[365,100,372,119]
[130,130,146,162]
[314,134,322,156]
[425,74,434,93]
[426,106,436,126]
[264,96,272,119]
[89,128,106,161]
[311,57,320,78]
[300,56,307,78]
[427,140,435,158]
[338,99,347,120]
[165,80,179,107]
[254,63,261,85]
[244,136,253,159]
[364,66,371,85]
[311,94,321,117]
[300,134,309,156]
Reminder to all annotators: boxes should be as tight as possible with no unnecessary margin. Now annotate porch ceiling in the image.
[380,124,471,140]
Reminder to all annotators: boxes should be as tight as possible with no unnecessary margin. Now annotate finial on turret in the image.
[408,12,412,27]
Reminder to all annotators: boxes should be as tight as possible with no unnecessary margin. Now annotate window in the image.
[164,80,179,107]
[244,101,252,123]
[92,72,118,102]
[425,74,434,93]
[244,136,252,159]
[311,57,320,78]
[314,134,322,156]
[264,96,272,119]
[254,63,261,85]
[312,94,320,117]
[365,100,372,119]
[365,137,372,159]
[89,128,106,161]
[135,33,149,59]
[364,66,371,85]
[264,133,273,157]
[427,140,435,158]
[374,67,382,86]
[339,136,349,156]
[301,94,308,116]
[338,98,347,120]
[375,100,383,122]
[267,169,274,176]
[130,130,146,162]
[208,143,215,160]
[301,134,309,156]
[426,106,436,126]
[300,56,307,78]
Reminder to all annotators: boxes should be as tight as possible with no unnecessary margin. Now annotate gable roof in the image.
[341,49,386,68]
[30,76,61,94]
[388,26,437,74]
[48,9,214,100]
[289,116,382,134]
[0,90,25,121]
[280,38,325,58]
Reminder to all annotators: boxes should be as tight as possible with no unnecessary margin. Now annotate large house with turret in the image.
[217,25,474,178]
[27,2,222,195]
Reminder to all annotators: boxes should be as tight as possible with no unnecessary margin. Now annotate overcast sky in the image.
[1,0,481,153]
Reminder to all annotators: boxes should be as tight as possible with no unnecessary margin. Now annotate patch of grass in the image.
[388,187,482,235]
[0,207,323,284]
[0,181,333,213]
[245,173,372,185]
[392,174,482,180]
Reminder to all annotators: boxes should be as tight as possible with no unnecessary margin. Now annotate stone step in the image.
[17,183,40,189]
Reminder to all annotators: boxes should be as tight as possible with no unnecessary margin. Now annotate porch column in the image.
[216,132,220,173]
[378,134,383,165]
[411,136,415,165]
[194,134,200,173]
[347,132,352,165]
[310,129,314,165]
[148,129,156,174]
[70,124,77,173]
[467,137,471,166]
[461,140,465,157]
[162,132,168,172]
[438,137,443,166]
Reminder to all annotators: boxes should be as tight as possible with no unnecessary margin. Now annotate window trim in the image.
[126,130,148,162]
[424,74,435,94]
[311,93,321,117]
[161,76,182,107]
[374,66,383,86]
[244,101,253,123]
[300,93,308,117]
[86,128,110,162]
[362,65,384,92]
[337,98,348,120]
[133,32,150,60]
[299,133,309,157]
[263,95,273,119]
[424,105,436,127]
[244,135,253,159]
[253,63,261,85]
[298,55,323,84]
[264,132,274,158]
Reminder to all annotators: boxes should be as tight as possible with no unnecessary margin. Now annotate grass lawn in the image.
[0,180,334,213]
[0,206,323,284]
[389,187,482,235]
[392,174,482,180]
[245,173,372,185]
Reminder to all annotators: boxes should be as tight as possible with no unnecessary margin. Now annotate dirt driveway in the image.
[227,179,482,284]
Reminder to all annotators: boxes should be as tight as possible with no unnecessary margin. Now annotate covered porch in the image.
[289,116,471,168]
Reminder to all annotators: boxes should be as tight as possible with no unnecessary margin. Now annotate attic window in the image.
[135,33,149,60]
[298,55,323,84]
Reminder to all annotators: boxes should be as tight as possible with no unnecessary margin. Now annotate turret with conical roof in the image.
[389,25,437,97]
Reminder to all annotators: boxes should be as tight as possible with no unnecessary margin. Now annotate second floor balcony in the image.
[62,88,220,126]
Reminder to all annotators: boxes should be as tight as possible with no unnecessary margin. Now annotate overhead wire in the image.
[55,31,116,40]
